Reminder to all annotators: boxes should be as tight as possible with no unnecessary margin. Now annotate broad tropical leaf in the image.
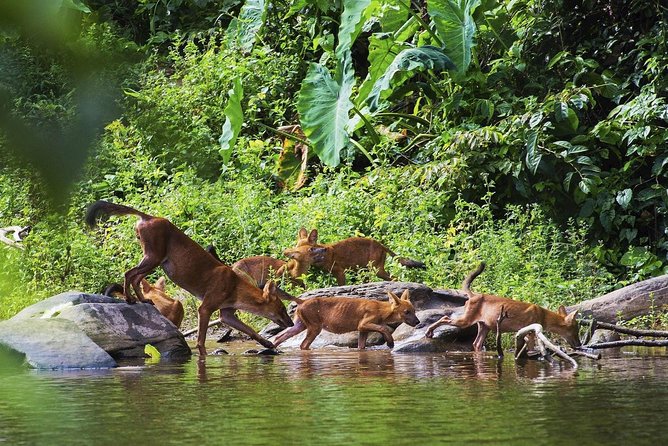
[356,33,411,106]
[225,0,267,53]
[428,0,481,74]
[365,45,456,112]
[219,77,244,164]
[297,0,371,167]
[297,63,353,167]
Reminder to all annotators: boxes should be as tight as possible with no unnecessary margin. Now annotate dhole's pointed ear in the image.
[298,227,308,240]
[140,279,151,293]
[400,289,411,301]
[558,305,567,316]
[565,309,578,323]
[263,280,277,300]
[155,277,166,291]
[308,229,318,244]
[387,291,400,306]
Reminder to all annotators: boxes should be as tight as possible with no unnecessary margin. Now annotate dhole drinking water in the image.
[86,200,293,356]
[425,262,580,351]
[272,289,420,350]
[282,228,426,285]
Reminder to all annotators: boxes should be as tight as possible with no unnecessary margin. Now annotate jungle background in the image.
[1,0,666,329]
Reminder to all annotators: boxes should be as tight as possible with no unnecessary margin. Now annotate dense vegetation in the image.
[1,0,666,328]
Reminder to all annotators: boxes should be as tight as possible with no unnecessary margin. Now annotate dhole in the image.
[273,290,420,350]
[425,262,580,351]
[207,245,317,293]
[283,228,426,285]
[104,277,184,328]
[86,200,293,356]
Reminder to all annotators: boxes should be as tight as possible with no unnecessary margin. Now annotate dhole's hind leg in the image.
[124,255,161,303]
[273,319,306,347]
[472,322,490,351]
[358,331,369,349]
[196,304,215,357]
[300,326,322,350]
[375,253,394,281]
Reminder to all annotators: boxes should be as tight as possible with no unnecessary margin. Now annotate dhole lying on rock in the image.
[272,290,420,350]
[86,200,293,356]
[283,228,426,286]
[105,277,184,328]
[425,262,581,351]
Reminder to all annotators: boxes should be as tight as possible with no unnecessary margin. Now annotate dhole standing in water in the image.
[425,262,581,351]
[273,290,420,350]
[105,277,184,329]
[86,201,293,356]
[282,228,426,286]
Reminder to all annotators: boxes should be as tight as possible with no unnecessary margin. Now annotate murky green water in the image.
[1,343,667,445]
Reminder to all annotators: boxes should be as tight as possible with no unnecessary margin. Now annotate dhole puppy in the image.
[283,228,425,285]
[425,262,580,351]
[105,277,184,328]
[86,200,293,356]
[273,289,420,350]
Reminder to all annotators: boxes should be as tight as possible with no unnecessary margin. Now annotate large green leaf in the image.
[357,33,410,105]
[365,45,456,112]
[297,0,371,167]
[428,0,481,74]
[225,0,267,53]
[218,77,244,164]
[297,63,353,167]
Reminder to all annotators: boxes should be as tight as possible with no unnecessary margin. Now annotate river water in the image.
[1,343,666,445]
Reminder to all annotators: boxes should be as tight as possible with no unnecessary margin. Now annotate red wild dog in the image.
[283,228,426,286]
[207,244,317,293]
[105,277,185,328]
[273,290,420,350]
[86,201,293,356]
[425,262,580,351]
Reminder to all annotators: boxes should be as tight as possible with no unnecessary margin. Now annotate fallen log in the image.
[182,319,222,337]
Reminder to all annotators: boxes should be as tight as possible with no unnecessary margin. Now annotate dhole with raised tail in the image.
[85,200,293,356]
[425,262,580,351]
[282,228,425,286]
[105,277,184,328]
[272,290,420,350]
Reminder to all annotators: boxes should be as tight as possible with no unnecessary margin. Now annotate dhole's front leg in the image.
[358,321,394,348]
[219,308,275,349]
[425,315,452,338]
[196,304,215,356]
[124,255,161,304]
[273,319,306,347]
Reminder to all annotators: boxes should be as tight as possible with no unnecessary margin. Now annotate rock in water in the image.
[0,291,191,369]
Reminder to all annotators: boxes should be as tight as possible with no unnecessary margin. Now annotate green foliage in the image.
[428,0,481,74]
[219,77,245,164]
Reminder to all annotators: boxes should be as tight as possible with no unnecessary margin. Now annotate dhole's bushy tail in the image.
[85,200,152,228]
[462,262,486,296]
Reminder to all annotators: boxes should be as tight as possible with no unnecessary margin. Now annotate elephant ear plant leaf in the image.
[428,0,482,74]
[225,0,268,53]
[297,0,372,167]
[366,45,456,112]
[219,77,244,164]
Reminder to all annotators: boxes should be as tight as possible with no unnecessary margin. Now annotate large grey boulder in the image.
[0,291,191,369]
[0,318,116,369]
[265,281,475,352]
[566,275,668,323]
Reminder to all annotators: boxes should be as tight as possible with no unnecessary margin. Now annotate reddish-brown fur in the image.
[283,228,425,286]
[105,277,184,328]
[232,255,305,289]
[86,201,293,356]
[273,290,420,350]
[425,263,580,351]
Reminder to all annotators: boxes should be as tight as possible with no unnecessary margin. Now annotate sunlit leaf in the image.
[219,77,244,164]
[525,129,542,174]
[225,0,267,53]
[429,0,482,74]
[275,125,310,191]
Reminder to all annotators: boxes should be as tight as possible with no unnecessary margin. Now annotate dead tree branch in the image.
[587,339,668,349]
[515,323,578,369]
[593,321,668,338]
[182,319,222,337]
